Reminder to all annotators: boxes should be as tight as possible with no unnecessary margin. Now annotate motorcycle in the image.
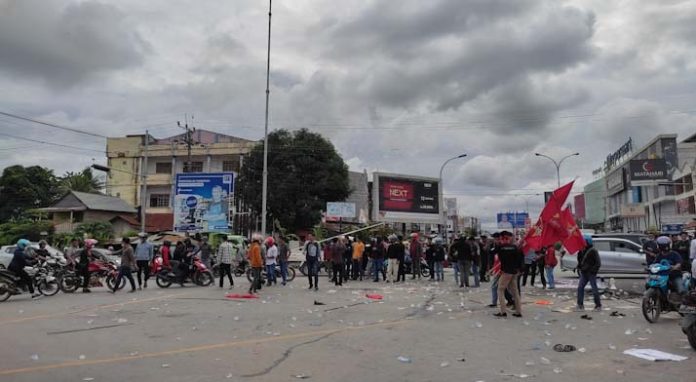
[59,260,125,293]
[155,256,213,288]
[402,257,432,278]
[642,260,690,323]
[211,259,249,278]
[679,292,696,350]
[245,263,296,283]
[298,260,333,278]
[0,262,60,301]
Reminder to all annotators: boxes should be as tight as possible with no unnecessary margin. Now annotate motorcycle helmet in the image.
[265,236,275,246]
[388,234,398,242]
[84,239,98,248]
[432,237,444,245]
[656,236,672,251]
[582,234,593,246]
[17,239,31,249]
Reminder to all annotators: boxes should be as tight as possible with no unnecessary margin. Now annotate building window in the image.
[183,161,203,173]
[150,194,170,207]
[155,162,172,174]
[222,160,236,172]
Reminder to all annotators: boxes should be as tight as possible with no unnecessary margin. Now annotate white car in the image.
[0,243,66,269]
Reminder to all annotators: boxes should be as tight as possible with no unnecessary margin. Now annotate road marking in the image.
[0,319,408,376]
[0,293,184,325]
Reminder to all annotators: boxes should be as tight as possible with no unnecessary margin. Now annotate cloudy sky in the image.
[1,0,696,228]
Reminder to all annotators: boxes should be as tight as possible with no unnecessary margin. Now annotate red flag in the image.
[560,208,586,254]
[540,181,574,221]
[522,181,575,252]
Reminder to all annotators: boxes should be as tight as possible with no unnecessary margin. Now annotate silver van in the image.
[560,237,646,274]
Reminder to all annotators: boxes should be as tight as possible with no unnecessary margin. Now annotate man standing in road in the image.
[454,236,473,287]
[494,231,523,318]
[576,235,602,312]
[410,233,423,280]
[277,236,290,286]
[134,233,154,289]
[111,237,137,293]
[331,237,346,286]
[386,234,400,283]
[479,235,491,282]
[248,236,263,294]
[217,236,235,288]
[304,234,320,291]
[351,237,365,281]
[674,232,691,269]
[199,237,212,270]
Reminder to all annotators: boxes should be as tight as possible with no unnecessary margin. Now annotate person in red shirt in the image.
[160,240,171,268]
[544,244,559,289]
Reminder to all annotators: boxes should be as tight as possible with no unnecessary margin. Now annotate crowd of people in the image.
[5,228,696,319]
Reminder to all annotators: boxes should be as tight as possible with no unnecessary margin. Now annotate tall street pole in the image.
[534,152,580,188]
[261,0,272,235]
[439,154,467,247]
[141,130,149,233]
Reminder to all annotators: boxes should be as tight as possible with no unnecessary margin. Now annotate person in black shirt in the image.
[642,234,658,264]
[674,232,691,269]
[494,231,523,318]
[576,235,602,311]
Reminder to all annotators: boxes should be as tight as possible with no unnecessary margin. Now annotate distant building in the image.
[105,130,255,232]
[672,133,696,222]
[583,178,606,226]
[42,191,137,235]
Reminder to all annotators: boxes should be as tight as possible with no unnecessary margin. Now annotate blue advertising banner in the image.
[661,223,684,235]
[496,212,529,229]
[174,173,234,233]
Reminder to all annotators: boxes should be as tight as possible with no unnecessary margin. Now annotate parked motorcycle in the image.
[245,263,296,283]
[59,260,125,293]
[679,292,696,350]
[642,260,690,323]
[402,257,432,278]
[211,259,249,278]
[298,260,333,278]
[155,256,213,288]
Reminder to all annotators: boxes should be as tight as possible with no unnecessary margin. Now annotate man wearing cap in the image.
[494,231,523,318]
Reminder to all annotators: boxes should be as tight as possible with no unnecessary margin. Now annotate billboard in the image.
[606,168,625,195]
[326,202,356,219]
[620,204,645,217]
[174,173,234,233]
[629,159,668,184]
[372,172,440,223]
[496,212,529,229]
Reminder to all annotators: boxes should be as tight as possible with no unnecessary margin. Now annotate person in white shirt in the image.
[217,236,236,288]
[265,237,278,286]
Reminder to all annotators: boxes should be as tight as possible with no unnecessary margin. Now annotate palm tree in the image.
[60,168,104,194]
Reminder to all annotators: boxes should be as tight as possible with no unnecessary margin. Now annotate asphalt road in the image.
[0,269,694,382]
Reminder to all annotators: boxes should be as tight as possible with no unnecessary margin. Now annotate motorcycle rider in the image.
[78,239,98,293]
[35,240,50,262]
[64,238,81,269]
[653,236,685,295]
[8,239,41,298]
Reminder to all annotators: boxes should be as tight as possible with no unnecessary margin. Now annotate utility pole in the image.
[177,115,196,172]
[140,130,149,233]
[261,0,272,235]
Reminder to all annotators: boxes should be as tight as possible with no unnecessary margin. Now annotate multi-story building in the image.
[105,130,255,232]
[605,134,680,232]
[582,177,606,228]
[671,133,696,223]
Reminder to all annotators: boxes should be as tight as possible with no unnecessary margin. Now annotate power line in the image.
[0,111,108,139]
[0,131,105,154]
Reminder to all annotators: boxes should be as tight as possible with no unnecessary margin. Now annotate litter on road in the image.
[623,348,689,362]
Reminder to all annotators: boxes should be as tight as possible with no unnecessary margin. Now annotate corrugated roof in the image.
[71,191,136,213]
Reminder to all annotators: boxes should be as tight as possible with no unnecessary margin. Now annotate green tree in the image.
[60,168,104,194]
[238,129,351,232]
[0,219,54,246]
[74,222,114,244]
[0,165,61,221]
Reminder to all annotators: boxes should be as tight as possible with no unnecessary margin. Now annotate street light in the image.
[260,0,273,235]
[534,152,580,188]
[439,153,467,246]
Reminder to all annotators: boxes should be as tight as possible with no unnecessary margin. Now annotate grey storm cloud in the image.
[0,0,150,88]
[316,0,596,116]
